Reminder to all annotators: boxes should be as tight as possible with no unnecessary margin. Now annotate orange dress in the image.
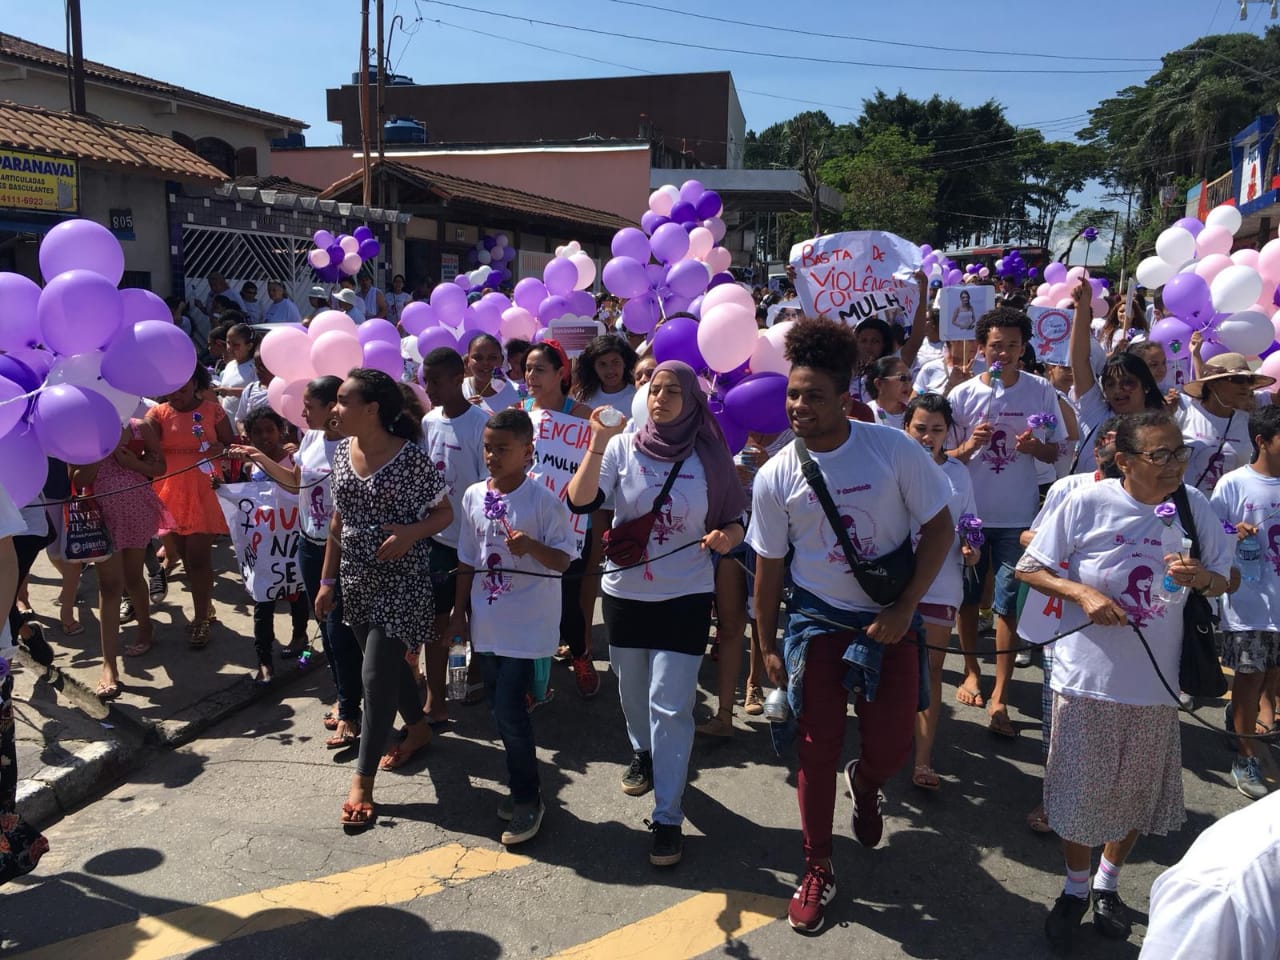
[146,400,228,536]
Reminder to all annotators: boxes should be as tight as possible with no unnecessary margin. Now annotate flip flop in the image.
[95,681,122,701]
[955,684,985,708]
[60,620,85,637]
[1026,809,1054,834]
[379,732,430,770]
[340,801,376,831]
[987,710,1017,738]
[911,765,941,791]
[325,724,360,749]
[123,638,155,657]
[323,712,340,731]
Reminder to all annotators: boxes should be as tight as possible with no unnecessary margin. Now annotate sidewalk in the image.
[15,539,325,825]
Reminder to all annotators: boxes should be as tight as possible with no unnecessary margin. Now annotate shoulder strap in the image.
[1192,411,1234,492]
[1068,420,1096,475]
[1170,484,1202,560]
[795,438,863,573]
[650,458,687,516]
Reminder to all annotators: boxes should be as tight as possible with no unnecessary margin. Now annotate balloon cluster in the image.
[1135,204,1280,367]
[994,249,1032,285]
[306,226,381,283]
[1028,261,1109,318]
[918,244,965,286]
[0,219,197,506]
[461,233,515,291]
[601,179,735,334]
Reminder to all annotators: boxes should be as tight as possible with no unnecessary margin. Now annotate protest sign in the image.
[527,408,591,554]
[939,285,995,341]
[216,482,304,601]
[789,231,921,325]
[547,317,605,358]
[1017,559,1073,645]
[1027,305,1072,365]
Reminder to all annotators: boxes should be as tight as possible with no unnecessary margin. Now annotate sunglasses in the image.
[877,374,913,384]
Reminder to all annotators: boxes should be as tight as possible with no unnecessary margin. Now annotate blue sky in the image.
[5,0,1274,229]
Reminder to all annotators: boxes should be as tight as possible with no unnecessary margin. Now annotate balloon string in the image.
[37,458,327,507]
[0,384,47,408]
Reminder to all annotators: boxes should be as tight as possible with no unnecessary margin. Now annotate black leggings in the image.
[354,624,425,778]
[9,527,54,639]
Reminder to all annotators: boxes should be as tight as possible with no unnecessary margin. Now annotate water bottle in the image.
[598,406,624,428]
[762,688,790,722]
[1161,536,1194,599]
[1237,533,1263,583]
[447,637,468,702]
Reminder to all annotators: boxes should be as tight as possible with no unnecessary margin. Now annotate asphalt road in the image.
[0,645,1269,960]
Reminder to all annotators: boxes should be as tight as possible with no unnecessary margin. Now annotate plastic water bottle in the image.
[1161,536,1194,599]
[1237,533,1263,583]
[598,406,624,428]
[447,637,468,702]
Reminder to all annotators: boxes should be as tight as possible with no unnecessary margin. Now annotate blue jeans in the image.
[480,654,540,805]
[298,537,363,723]
[609,645,701,826]
[961,525,1025,616]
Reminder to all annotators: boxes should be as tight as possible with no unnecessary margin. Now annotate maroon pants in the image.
[796,631,919,863]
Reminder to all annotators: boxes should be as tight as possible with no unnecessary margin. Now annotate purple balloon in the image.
[650,222,692,264]
[431,282,469,325]
[666,260,710,300]
[669,201,697,226]
[33,383,122,464]
[621,293,661,334]
[708,272,736,289]
[543,256,579,297]
[513,277,549,313]
[1200,339,1230,362]
[724,372,789,433]
[1162,273,1212,322]
[708,394,748,455]
[482,235,497,251]
[538,295,572,325]
[612,227,652,264]
[662,293,693,316]
[400,301,437,336]
[694,190,722,220]
[603,257,650,299]
[567,290,596,317]
[688,294,704,318]
[678,179,705,204]
[358,239,380,261]
[357,317,401,349]
[314,229,336,248]
[327,243,344,267]
[1261,340,1280,360]
[1149,317,1193,347]
[0,425,46,508]
[362,340,403,378]
[120,288,172,326]
[718,357,751,390]
[1028,267,1040,280]
[640,211,668,236]
[353,226,374,242]
[466,301,503,337]
[38,269,124,356]
[652,316,704,370]
[39,218,125,285]
[1173,217,1204,239]
[0,272,43,351]
[0,355,38,395]
[417,327,460,359]
[6,348,54,384]
[101,320,198,396]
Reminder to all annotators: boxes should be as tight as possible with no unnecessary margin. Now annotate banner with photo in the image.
[216,482,304,602]
[938,284,994,342]
[789,231,921,326]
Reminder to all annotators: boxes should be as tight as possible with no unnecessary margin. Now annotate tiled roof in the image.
[0,33,305,131]
[230,174,322,196]
[0,98,225,182]
[320,160,633,232]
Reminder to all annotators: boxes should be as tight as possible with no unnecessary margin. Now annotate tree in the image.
[820,129,938,240]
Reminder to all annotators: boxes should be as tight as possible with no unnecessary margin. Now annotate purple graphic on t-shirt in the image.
[484,550,511,604]
[307,483,329,532]
[1117,565,1160,628]
[1267,524,1280,576]
[651,489,688,546]
[980,428,1018,474]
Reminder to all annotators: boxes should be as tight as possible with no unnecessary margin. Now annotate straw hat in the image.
[1182,352,1276,399]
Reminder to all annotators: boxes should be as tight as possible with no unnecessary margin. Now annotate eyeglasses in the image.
[878,374,913,384]
[1132,445,1193,466]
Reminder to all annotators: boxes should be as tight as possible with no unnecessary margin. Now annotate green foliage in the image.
[820,129,938,240]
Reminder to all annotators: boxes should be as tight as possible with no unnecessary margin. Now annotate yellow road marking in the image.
[14,843,528,960]
[547,889,787,960]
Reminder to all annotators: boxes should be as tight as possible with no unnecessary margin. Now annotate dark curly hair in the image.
[904,392,955,431]
[785,316,859,395]
[975,307,1032,346]
[573,334,637,401]
[242,405,286,438]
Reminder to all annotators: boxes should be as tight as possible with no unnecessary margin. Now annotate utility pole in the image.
[376,0,386,209]
[67,0,87,114]
[359,0,372,206]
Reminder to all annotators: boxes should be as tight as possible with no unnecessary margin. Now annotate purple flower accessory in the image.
[483,489,514,536]
[957,513,985,549]
[1027,411,1058,441]
[1154,501,1178,526]
[1222,521,1238,536]
[191,411,214,475]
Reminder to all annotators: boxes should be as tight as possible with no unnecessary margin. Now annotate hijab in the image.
[632,361,748,531]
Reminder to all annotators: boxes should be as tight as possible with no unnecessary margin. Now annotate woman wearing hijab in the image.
[568,361,748,868]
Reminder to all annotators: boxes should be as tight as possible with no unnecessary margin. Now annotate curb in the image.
[17,738,139,829]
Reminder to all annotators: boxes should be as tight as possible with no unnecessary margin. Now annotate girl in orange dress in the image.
[146,364,234,648]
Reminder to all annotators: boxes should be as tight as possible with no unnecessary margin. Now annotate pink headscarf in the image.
[632,361,748,531]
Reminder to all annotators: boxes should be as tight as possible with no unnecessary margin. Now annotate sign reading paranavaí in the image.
[0,149,79,212]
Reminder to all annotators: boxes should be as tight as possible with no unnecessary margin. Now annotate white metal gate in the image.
[180,224,316,319]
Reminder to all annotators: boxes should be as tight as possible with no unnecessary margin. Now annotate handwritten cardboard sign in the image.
[789,230,921,325]
[216,482,304,601]
[527,408,591,555]
[1028,306,1072,365]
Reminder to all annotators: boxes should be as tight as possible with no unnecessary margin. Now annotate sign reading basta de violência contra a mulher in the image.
[0,149,79,212]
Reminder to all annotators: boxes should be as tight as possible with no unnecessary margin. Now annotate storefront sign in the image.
[441,253,459,281]
[0,149,78,212]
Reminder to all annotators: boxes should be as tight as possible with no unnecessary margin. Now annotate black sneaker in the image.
[1044,892,1090,952]
[645,819,682,867]
[1091,890,1132,940]
[621,751,653,796]
[148,566,167,604]
[119,596,135,624]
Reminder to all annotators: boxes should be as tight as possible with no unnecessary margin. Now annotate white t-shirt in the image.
[458,478,575,659]
[912,355,986,397]
[385,291,411,325]
[1070,387,1110,476]
[297,430,339,542]
[921,456,977,609]
[462,376,519,415]
[421,405,488,549]
[950,371,1068,528]
[1177,399,1250,497]
[1211,464,1280,632]
[1024,479,1232,705]
[912,338,945,373]
[865,400,905,431]
[1140,792,1280,960]
[217,358,255,421]
[362,287,383,318]
[583,383,637,416]
[1019,471,1102,646]
[748,424,951,614]
[234,380,270,426]
[596,440,716,602]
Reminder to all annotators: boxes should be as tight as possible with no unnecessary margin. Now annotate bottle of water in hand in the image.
[1237,533,1262,583]
[447,637,468,702]
[1160,536,1194,600]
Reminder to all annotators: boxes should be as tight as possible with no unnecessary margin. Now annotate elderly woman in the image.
[1178,351,1275,496]
[1016,410,1231,952]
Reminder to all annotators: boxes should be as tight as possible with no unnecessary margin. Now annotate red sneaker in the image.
[788,862,836,934]
[845,759,884,848]
[572,655,600,698]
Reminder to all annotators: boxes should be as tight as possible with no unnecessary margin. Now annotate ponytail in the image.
[345,368,422,442]
[388,409,423,444]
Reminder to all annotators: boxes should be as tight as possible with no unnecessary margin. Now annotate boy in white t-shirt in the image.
[1210,404,1280,801]
[450,409,574,847]
[947,307,1067,737]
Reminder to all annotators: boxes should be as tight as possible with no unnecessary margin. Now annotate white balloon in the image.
[1210,264,1264,314]
[1205,204,1244,237]
[477,250,491,265]
[401,334,423,364]
[749,332,790,376]
[1135,255,1177,288]
[1215,310,1274,356]
[1155,227,1196,266]
[46,351,138,422]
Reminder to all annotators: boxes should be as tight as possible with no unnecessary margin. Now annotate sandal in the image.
[325,722,360,749]
[188,619,213,650]
[987,709,1016,738]
[1026,806,1053,834]
[340,801,376,831]
[323,710,340,731]
[379,727,431,770]
[60,619,85,637]
[911,765,941,791]
[123,636,155,657]
[95,680,122,701]
[955,683,985,708]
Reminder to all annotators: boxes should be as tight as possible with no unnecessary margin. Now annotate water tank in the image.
[271,132,306,149]
[384,116,426,145]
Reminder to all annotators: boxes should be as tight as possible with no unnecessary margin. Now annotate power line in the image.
[421,0,1155,75]
[605,0,1160,64]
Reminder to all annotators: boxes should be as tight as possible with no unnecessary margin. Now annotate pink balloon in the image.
[1066,267,1087,282]
[280,379,307,429]
[1197,225,1234,257]
[267,376,289,418]
[1231,249,1261,270]
[1193,253,1234,286]
[362,340,403,378]
[259,326,316,383]
[703,217,727,244]
[39,218,125,285]
[499,307,537,342]
[400,301,437,336]
[1259,239,1280,281]
[749,333,789,376]
[648,188,675,216]
[0,425,46,508]
[309,309,358,340]
[310,331,364,378]
[38,269,124,355]
[569,252,596,291]
[1261,347,1280,385]
[701,282,754,315]
[33,383,122,464]
[698,303,757,373]
[705,246,733,276]
[687,227,714,261]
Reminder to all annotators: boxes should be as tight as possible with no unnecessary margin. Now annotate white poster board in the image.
[527,408,592,555]
[938,285,994,342]
[547,318,605,358]
[789,231,921,325]
[216,482,305,601]
[1028,305,1072,366]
